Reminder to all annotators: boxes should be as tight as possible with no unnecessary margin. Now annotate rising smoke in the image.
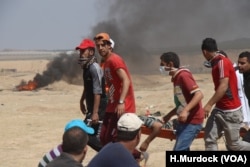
[90,0,250,73]
[33,53,82,87]
[26,0,250,88]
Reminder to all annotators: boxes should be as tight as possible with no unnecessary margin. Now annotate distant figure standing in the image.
[201,38,250,150]
[94,32,136,145]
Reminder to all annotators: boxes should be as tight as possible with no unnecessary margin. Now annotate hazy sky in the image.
[1,0,250,52]
[0,0,108,50]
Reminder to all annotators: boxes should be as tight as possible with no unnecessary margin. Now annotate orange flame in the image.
[17,80,38,91]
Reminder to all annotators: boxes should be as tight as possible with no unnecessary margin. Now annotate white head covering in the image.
[117,113,143,131]
[110,38,115,49]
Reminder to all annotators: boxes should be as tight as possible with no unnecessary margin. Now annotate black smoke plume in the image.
[33,53,82,88]
[89,0,250,73]
[23,0,250,89]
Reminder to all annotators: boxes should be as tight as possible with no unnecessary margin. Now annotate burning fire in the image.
[16,80,38,91]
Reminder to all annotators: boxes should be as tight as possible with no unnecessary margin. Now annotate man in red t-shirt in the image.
[201,38,250,150]
[160,52,204,151]
[94,32,136,145]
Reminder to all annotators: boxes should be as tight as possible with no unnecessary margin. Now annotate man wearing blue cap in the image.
[38,119,94,167]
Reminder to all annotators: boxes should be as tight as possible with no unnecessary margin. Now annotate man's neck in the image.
[66,152,84,164]
[103,51,113,61]
[169,69,178,76]
[119,141,136,154]
[208,52,219,62]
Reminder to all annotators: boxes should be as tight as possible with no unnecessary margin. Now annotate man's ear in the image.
[82,145,88,155]
[79,145,88,163]
[169,61,174,68]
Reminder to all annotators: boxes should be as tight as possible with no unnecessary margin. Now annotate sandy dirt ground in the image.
[0,57,229,167]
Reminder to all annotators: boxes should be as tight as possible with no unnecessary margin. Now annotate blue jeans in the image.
[173,123,202,151]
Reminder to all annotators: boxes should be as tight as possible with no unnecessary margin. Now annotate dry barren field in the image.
[0,53,240,167]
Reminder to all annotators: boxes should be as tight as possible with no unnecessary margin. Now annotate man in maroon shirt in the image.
[160,51,204,151]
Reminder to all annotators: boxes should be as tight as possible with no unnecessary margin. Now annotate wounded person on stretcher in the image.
[138,115,178,152]
[141,113,250,152]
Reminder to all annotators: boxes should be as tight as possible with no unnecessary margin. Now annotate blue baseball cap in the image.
[64,119,94,135]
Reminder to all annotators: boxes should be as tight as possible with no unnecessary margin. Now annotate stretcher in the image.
[141,125,247,140]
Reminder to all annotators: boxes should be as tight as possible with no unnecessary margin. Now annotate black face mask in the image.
[203,53,224,68]
[203,61,212,68]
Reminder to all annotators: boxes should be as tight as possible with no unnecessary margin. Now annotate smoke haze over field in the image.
[92,0,250,50]
[90,0,250,73]
[15,0,250,88]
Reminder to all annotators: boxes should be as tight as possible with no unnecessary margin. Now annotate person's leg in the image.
[98,98,107,121]
[99,113,109,145]
[87,122,103,152]
[216,109,250,150]
[204,109,222,150]
[99,113,118,146]
[84,99,107,152]
[84,112,103,152]
[173,123,202,151]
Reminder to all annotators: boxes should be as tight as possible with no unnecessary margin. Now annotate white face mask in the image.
[159,66,178,75]
[159,66,166,74]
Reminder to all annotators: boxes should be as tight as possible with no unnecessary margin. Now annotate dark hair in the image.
[238,51,250,63]
[117,129,140,141]
[62,127,89,155]
[102,40,111,46]
[201,38,218,52]
[160,52,180,68]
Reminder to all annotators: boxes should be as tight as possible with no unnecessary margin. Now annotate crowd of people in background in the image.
[38,34,250,166]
